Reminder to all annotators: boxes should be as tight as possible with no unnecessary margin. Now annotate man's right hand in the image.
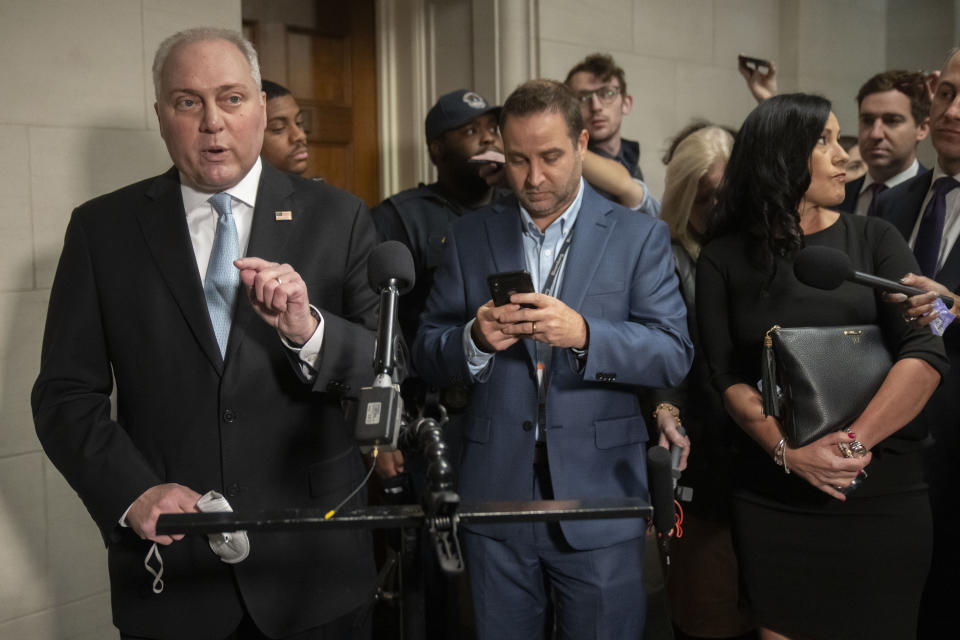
[473,300,521,352]
[127,483,202,545]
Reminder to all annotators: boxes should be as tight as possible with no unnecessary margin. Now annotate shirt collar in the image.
[518,178,585,238]
[931,159,960,185]
[179,157,263,212]
[861,158,920,193]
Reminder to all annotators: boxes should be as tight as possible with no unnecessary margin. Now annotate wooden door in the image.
[243,0,379,206]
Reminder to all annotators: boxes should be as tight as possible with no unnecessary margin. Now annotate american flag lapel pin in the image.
[275,210,293,221]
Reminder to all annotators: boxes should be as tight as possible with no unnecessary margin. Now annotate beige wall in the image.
[0,1,240,637]
[0,0,957,638]
[538,0,890,199]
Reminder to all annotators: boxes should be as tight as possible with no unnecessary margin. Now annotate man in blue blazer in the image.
[412,80,692,639]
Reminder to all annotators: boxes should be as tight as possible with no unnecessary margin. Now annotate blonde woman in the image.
[648,126,756,640]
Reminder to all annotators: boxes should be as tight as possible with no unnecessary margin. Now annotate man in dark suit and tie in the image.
[32,27,379,640]
[837,70,931,215]
[874,48,960,640]
[412,79,693,639]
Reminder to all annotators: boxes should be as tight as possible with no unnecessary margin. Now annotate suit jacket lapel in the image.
[138,168,224,374]
[484,199,526,274]
[482,201,535,363]
[225,164,298,363]
[559,185,615,313]
[886,172,932,239]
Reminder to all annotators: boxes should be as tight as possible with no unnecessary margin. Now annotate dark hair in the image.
[262,79,292,101]
[662,119,739,165]
[856,70,930,124]
[564,53,628,96]
[500,79,584,145]
[710,93,831,278]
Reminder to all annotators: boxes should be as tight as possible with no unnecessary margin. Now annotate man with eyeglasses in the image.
[566,53,646,184]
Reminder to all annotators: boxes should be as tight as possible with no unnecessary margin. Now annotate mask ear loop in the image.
[144,542,164,594]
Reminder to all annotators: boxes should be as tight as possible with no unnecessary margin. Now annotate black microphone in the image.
[355,241,415,453]
[367,241,415,381]
[794,245,954,309]
[647,446,676,537]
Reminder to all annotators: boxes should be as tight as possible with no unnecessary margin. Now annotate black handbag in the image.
[760,324,893,447]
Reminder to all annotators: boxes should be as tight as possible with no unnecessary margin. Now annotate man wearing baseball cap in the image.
[370,88,507,638]
[372,88,507,355]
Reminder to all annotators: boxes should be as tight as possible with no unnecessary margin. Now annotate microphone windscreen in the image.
[368,241,415,294]
[793,245,851,291]
[647,445,675,535]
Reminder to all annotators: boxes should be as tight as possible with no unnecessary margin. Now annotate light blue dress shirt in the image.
[463,178,586,378]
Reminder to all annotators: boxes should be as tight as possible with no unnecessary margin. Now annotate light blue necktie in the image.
[204,192,240,356]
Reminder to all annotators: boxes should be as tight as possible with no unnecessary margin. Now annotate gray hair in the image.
[152,27,261,101]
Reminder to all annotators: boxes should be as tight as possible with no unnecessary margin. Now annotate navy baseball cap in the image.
[424,89,500,140]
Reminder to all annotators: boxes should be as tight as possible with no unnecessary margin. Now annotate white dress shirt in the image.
[178,158,324,368]
[854,158,920,216]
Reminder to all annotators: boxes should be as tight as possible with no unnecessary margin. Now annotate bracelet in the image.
[773,438,790,474]
[652,402,682,427]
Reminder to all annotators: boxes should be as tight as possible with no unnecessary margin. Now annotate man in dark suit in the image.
[874,48,960,640]
[837,70,930,215]
[31,28,379,640]
[412,80,692,639]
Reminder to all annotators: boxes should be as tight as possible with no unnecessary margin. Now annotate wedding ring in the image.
[532,322,537,335]
[837,442,854,458]
[275,277,283,285]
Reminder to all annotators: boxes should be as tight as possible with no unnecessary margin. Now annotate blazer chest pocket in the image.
[463,415,491,443]
[594,415,646,449]
[583,280,625,319]
[426,233,447,269]
[585,279,624,296]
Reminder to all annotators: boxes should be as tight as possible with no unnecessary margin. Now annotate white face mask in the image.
[197,490,250,564]
[143,489,250,594]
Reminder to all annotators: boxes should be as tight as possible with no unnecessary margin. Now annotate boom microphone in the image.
[793,245,954,309]
[355,241,415,453]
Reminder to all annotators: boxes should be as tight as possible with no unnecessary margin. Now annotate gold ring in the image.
[532,322,536,335]
[275,277,283,285]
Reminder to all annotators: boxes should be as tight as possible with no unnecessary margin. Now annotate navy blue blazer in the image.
[837,163,929,213]
[412,183,693,549]
[874,169,960,486]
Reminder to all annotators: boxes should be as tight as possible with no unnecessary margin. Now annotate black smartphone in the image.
[487,270,535,307]
[738,54,771,73]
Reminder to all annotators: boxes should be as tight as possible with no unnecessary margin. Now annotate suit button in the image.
[222,409,236,423]
[226,483,241,497]
[522,420,533,431]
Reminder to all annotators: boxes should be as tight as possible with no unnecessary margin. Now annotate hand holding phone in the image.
[487,270,534,307]
[738,54,777,103]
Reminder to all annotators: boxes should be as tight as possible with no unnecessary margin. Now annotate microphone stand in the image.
[157,412,652,576]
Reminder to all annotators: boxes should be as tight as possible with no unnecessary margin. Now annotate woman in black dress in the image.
[697,94,948,640]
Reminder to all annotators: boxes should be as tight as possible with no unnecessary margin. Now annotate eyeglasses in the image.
[575,86,622,105]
